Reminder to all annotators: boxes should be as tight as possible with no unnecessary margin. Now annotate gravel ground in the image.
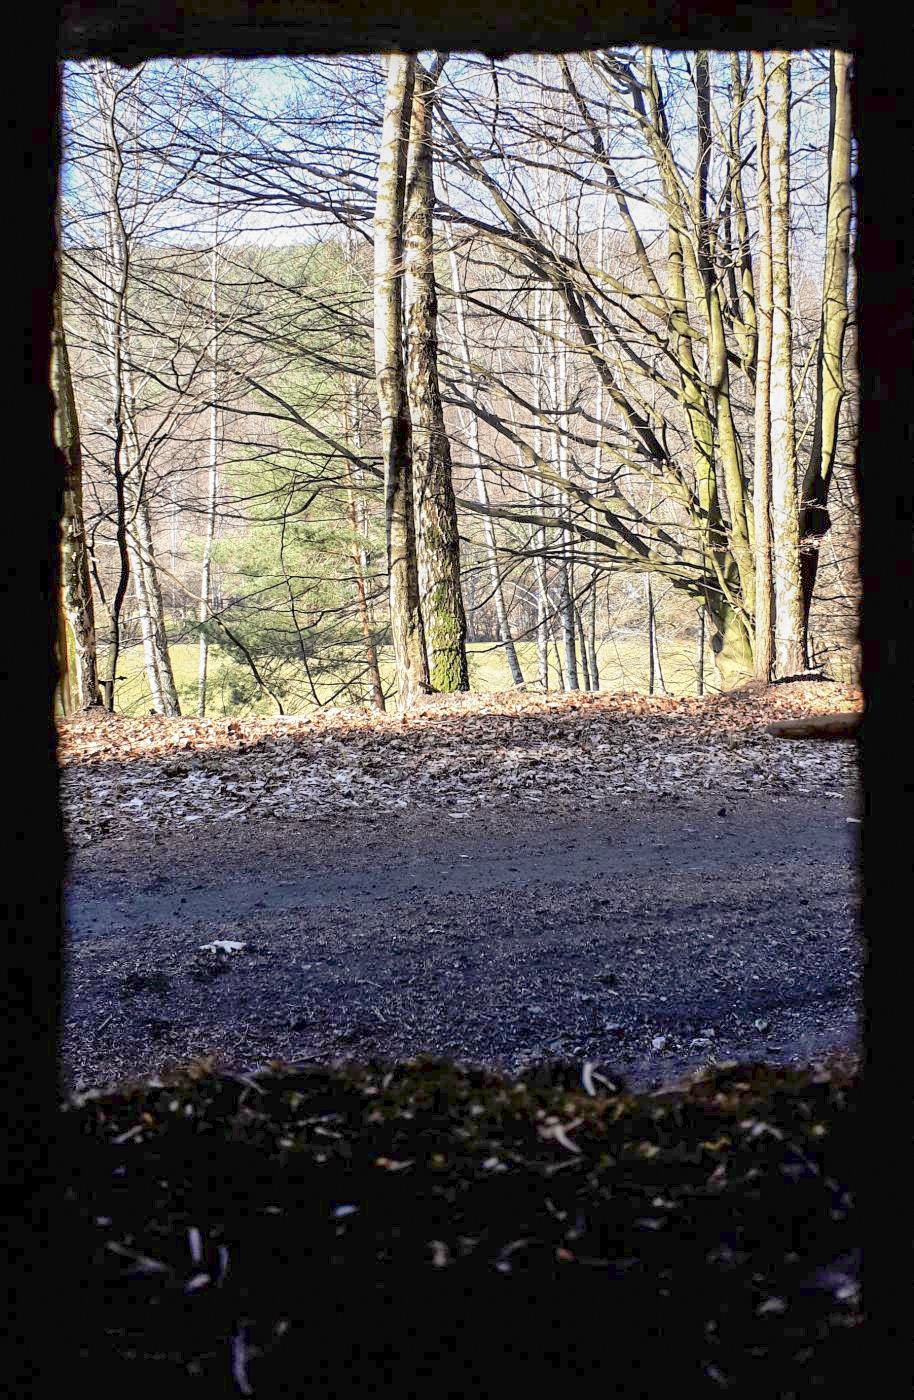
[61,785,863,1100]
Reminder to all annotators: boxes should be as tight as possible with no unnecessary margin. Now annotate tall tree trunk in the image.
[694,53,755,623]
[768,51,805,676]
[129,492,181,713]
[92,59,180,715]
[126,522,165,713]
[752,52,775,684]
[646,578,655,695]
[198,88,226,718]
[640,49,750,690]
[89,64,132,711]
[197,324,219,718]
[122,366,180,713]
[535,559,550,690]
[343,374,386,711]
[587,190,609,696]
[52,279,98,708]
[545,291,578,690]
[374,52,428,711]
[575,606,591,690]
[532,287,550,691]
[442,171,525,688]
[586,573,600,691]
[728,53,757,383]
[645,575,666,694]
[707,589,755,690]
[550,620,566,689]
[799,49,853,657]
[99,416,131,712]
[403,61,469,693]
[347,481,387,711]
[558,558,578,688]
[55,607,74,717]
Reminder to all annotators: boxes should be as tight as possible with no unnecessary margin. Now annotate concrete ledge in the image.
[764,713,862,739]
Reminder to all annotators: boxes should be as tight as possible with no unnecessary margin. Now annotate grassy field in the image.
[105,631,714,717]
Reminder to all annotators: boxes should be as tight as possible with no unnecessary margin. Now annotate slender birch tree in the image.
[89,60,182,713]
[768,51,805,675]
[197,70,227,717]
[752,51,774,683]
[342,357,387,710]
[441,197,525,687]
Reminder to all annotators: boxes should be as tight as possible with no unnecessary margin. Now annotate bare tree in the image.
[752,51,774,683]
[196,69,227,718]
[799,50,853,660]
[58,48,856,708]
[403,57,469,692]
[768,51,805,675]
[440,189,525,687]
[81,60,182,713]
[374,53,429,709]
[52,275,99,709]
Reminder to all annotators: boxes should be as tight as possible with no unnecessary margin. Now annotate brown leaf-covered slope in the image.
[58,681,861,848]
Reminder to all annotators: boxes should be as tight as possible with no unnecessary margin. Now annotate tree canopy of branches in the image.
[57,46,858,714]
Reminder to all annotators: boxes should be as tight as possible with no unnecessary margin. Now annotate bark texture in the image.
[91,60,181,715]
[752,52,774,684]
[343,373,386,711]
[799,50,853,652]
[768,52,805,677]
[52,280,98,709]
[373,52,428,711]
[404,62,469,693]
[442,171,525,689]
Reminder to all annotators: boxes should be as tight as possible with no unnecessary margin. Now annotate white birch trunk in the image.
[198,89,225,717]
[768,52,805,676]
[91,61,181,714]
[441,174,525,688]
[531,287,550,690]
[752,51,774,683]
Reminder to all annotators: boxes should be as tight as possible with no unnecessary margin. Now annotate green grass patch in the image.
[113,634,713,717]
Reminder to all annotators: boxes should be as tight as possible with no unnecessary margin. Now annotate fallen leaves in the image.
[57,682,862,848]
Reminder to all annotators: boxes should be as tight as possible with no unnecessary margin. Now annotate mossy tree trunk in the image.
[799,49,853,660]
[706,588,755,691]
[403,59,469,693]
[52,278,98,709]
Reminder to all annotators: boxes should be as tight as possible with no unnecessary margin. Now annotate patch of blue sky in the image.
[59,47,841,256]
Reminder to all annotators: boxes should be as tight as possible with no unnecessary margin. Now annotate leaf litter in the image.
[57,681,861,847]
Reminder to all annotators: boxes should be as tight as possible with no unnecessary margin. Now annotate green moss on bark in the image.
[424,584,469,692]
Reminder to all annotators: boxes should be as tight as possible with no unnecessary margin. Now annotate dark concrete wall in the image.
[58,1,859,62]
[9,3,908,1389]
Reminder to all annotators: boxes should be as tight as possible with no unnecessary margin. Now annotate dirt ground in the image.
[58,680,863,1100]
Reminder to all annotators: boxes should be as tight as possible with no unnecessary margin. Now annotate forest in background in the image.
[54,48,859,718]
